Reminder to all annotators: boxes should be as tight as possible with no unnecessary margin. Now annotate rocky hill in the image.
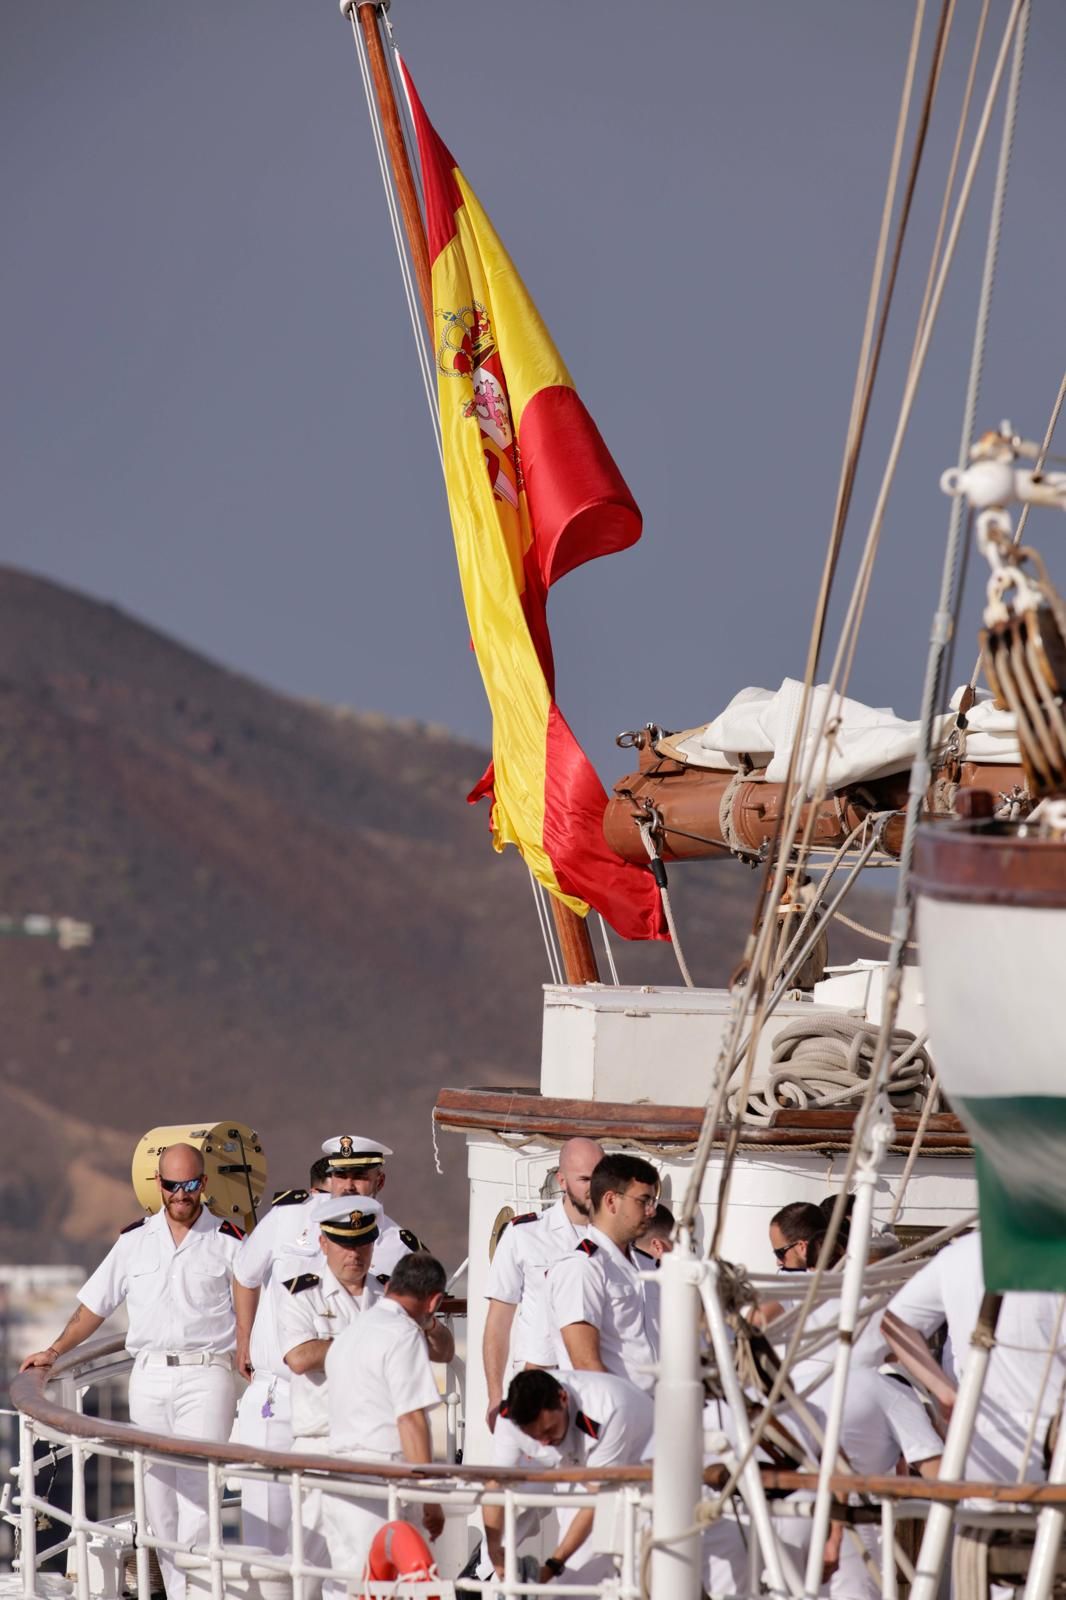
[0,568,890,1274]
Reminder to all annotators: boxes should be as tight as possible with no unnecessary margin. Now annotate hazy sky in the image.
[6,2,1066,779]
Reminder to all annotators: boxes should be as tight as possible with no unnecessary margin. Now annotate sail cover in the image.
[403,65,664,941]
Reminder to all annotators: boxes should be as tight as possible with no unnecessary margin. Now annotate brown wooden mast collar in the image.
[350,2,600,983]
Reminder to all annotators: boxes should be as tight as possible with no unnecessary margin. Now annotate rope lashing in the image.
[635,810,696,989]
[729,1012,933,1124]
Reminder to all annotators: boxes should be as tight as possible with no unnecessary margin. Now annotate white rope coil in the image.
[729,1012,933,1124]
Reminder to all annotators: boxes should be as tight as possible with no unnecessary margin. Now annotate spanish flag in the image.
[404,67,664,942]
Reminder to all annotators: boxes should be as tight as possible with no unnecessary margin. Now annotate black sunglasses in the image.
[160,1176,203,1194]
[772,1243,794,1261]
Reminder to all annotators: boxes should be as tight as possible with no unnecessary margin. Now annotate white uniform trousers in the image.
[320,1447,397,1600]
[235,1374,294,1554]
[128,1358,236,1600]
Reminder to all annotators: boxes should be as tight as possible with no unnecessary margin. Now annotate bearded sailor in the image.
[320,1133,428,1280]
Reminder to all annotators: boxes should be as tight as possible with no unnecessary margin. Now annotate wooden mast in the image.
[350,1,601,986]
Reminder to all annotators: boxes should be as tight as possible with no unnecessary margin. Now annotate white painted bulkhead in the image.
[456,974,976,1467]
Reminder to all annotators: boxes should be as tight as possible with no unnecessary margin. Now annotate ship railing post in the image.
[290,1470,306,1600]
[70,1440,89,1600]
[908,1292,1002,1600]
[132,1448,151,1600]
[802,1097,892,1598]
[881,1499,899,1600]
[18,1412,37,1600]
[1022,1394,1066,1600]
[650,1242,704,1600]
[699,1259,802,1598]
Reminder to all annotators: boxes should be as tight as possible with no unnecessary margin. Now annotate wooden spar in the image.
[352,2,601,985]
[353,3,432,329]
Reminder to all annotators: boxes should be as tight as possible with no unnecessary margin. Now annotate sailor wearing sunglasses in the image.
[20,1142,244,1600]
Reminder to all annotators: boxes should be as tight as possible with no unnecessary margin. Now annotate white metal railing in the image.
[7,1336,654,1600]
[9,1335,1061,1600]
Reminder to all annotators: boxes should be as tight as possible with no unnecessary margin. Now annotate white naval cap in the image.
[307,1191,383,1226]
[321,1133,394,1169]
[317,1196,384,1246]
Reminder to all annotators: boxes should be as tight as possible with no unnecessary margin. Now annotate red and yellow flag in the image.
[404,67,664,943]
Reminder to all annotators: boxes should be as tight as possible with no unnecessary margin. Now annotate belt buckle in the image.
[166,1354,179,1367]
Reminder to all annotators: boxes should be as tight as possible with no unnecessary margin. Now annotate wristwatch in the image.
[544,1557,565,1577]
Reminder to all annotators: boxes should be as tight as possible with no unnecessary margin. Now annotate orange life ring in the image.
[365,1520,438,1593]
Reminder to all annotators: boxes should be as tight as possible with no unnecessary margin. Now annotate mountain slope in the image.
[0,568,889,1269]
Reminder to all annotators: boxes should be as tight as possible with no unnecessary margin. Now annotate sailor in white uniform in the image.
[881,1229,1066,1484]
[272,1201,384,1589]
[231,1148,362,1549]
[319,1134,427,1280]
[21,1144,242,1600]
[777,1365,943,1598]
[483,1137,603,1430]
[547,1153,660,1393]
[323,1253,448,1595]
[484,1368,652,1585]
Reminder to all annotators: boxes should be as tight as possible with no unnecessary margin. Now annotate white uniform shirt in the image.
[371,1212,422,1280]
[234,1192,320,1292]
[492,1369,652,1473]
[885,1230,1066,1482]
[548,1226,657,1393]
[277,1260,382,1438]
[79,1207,241,1354]
[236,1196,329,1379]
[486,1200,588,1367]
[326,1297,441,1458]
[550,1370,653,1469]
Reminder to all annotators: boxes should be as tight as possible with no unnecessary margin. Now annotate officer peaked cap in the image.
[320,1207,381,1246]
[322,1134,394,1169]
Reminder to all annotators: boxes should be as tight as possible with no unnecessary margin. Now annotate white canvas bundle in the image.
[670,679,1019,792]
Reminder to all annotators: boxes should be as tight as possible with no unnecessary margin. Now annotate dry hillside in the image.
[0,568,889,1272]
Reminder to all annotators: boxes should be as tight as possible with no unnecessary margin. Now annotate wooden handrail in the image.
[14,1338,1066,1505]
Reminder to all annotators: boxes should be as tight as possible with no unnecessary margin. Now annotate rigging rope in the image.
[681,0,953,1253]
[636,818,696,988]
[346,14,443,469]
[597,913,621,987]
[724,0,1027,1223]
[528,870,563,986]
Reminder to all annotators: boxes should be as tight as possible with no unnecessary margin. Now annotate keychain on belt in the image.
[261,1377,277,1420]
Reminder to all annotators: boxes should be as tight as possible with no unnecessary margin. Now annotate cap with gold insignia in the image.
[306,1191,376,1226]
[319,1197,383,1247]
[321,1134,394,1170]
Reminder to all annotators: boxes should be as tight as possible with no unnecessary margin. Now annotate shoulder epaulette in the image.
[510,1213,538,1226]
[282,1273,321,1295]
[219,1219,246,1240]
[375,1272,390,1285]
[575,1410,601,1439]
[272,1188,310,1207]
[577,1238,599,1256]
[398,1228,425,1252]
[121,1217,146,1235]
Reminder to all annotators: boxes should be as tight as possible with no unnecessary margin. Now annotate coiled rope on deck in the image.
[728,1013,933,1124]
